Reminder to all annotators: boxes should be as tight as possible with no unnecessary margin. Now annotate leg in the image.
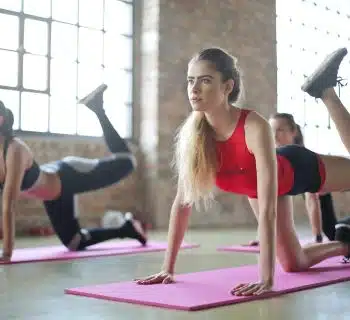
[319,193,337,241]
[53,84,137,194]
[321,87,350,152]
[302,49,350,250]
[301,47,350,156]
[79,84,130,154]
[44,195,147,250]
[275,196,347,272]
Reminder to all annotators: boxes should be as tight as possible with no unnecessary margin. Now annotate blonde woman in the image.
[136,47,350,296]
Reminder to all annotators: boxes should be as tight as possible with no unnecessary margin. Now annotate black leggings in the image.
[319,193,337,241]
[42,109,137,250]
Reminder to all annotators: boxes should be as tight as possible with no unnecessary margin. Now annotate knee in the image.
[280,259,307,273]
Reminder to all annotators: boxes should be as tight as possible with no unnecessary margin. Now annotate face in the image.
[269,117,296,147]
[187,60,232,112]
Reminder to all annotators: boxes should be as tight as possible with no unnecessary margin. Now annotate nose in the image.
[190,80,201,93]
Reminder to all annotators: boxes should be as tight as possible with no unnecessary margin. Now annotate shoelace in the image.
[336,76,348,97]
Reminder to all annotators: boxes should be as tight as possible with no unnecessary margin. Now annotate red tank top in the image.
[215,109,294,198]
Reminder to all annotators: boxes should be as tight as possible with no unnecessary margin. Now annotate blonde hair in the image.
[174,48,241,208]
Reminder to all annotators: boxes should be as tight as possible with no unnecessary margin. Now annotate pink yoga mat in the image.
[0,241,199,265]
[65,256,350,311]
[217,239,316,253]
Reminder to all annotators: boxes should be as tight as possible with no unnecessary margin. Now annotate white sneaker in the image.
[78,84,108,112]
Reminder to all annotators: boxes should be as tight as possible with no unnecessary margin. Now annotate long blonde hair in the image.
[174,48,242,208]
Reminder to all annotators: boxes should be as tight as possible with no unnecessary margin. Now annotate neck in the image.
[204,104,239,141]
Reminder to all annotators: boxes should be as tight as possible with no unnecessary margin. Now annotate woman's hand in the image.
[134,271,175,285]
[0,251,12,263]
[242,240,259,246]
[231,280,273,296]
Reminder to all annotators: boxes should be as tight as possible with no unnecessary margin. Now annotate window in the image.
[0,0,133,138]
[276,0,350,156]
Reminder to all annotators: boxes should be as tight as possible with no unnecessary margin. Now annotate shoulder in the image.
[6,138,33,165]
[243,109,271,134]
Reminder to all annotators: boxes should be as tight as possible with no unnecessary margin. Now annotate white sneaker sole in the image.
[78,84,108,105]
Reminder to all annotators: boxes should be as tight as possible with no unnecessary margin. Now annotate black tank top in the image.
[0,137,40,191]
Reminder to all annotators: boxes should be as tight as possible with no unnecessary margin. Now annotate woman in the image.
[1,84,147,262]
[247,113,338,246]
[135,46,350,296]
[271,113,338,242]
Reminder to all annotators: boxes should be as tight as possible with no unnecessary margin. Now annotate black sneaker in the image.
[335,216,350,263]
[315,234,323,243]
[301,47,348,98]
[123,212,148,246]
[78,84,108,113]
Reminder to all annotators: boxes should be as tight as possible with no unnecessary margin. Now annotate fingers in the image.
[231,283,253,296]
[134,274,157,282]
[231,283,271,296]
[252,287,268,296]
[136,277,160,285]
[134,273,174,285]
[231,283,246,291]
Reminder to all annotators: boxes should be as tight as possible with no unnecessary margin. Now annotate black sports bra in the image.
[0,137,40,191]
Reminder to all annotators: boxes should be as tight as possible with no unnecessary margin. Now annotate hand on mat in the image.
[242,240,259,246]
[134,271,174,285]
[231,280,272,296]
[0,252,11,263]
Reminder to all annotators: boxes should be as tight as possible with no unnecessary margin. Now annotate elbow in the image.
[259,204,277,222]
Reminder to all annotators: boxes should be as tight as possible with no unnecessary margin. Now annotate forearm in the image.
[162,199,191,274]
[258,210,276,284]
[2,208,15,257]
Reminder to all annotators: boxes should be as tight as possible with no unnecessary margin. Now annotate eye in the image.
[187,79,194,85]
[202,78,211,84]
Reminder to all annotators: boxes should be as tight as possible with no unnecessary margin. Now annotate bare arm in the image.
[136,188,191,284]
[304,192,322,239]
[162,193,192,274]
[2,142,27,259]
[246,112,277,286]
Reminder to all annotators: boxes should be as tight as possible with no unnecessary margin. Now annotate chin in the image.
[190,103,207,112]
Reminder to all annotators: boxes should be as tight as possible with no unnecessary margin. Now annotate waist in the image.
[20,171,62,200]
[215,155,294,197]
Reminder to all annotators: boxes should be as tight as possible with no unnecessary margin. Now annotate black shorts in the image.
[276,145,325,196]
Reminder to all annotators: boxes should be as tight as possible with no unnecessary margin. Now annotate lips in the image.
[191,98,202,102]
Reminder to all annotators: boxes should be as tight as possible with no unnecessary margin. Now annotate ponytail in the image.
[294,124,304,146]
[174,111,217,207]
[0,101,14,138]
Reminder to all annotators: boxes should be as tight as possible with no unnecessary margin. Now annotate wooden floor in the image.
[1,225,349,320]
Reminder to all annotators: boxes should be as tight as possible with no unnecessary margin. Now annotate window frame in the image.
[0,0,134,139]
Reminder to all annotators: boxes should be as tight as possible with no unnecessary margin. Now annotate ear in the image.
[225,79,235,96]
